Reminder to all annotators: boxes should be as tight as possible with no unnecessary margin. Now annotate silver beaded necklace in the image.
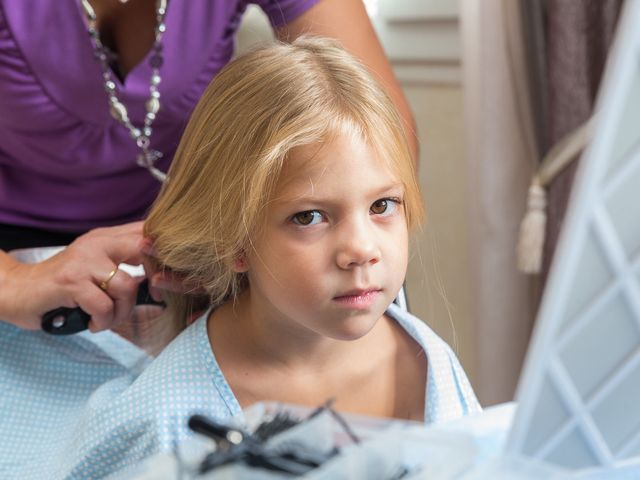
[80,0,168,182]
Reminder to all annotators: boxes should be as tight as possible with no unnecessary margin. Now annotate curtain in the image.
[540,0,623,278]
[460,0,539,405]
[460,0,623,405]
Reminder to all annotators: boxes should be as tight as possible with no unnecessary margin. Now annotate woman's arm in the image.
[276,0,418,163]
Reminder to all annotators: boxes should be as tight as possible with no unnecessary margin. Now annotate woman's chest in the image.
[87,0,157,80]
[0,0,244,130]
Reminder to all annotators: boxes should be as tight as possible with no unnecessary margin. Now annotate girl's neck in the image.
[207,290,426,421]
[208,290,395,376]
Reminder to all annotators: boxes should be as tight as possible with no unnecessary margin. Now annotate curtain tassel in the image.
[517,178,547,274]
[516,116,595,275]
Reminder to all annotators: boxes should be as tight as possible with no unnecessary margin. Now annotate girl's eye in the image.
[370,198,400,216]
[291,210,323,226]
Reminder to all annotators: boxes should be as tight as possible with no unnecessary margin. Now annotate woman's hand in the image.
[0,222,147,332]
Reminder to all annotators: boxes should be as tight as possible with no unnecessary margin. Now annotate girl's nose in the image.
[335,219,381,269]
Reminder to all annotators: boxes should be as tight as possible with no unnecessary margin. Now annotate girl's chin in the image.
[323,312,383,342]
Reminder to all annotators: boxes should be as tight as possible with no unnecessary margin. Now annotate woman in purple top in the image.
[0,0,415,333]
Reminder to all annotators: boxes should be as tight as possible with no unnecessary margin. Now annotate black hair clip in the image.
[188,401,359,476]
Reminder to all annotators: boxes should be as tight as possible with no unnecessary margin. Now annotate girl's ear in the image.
[232,254,249,273]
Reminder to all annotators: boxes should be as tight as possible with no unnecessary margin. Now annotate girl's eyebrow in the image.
[374,182,405,195]
[275,182,405,205]
[365,182,405,197]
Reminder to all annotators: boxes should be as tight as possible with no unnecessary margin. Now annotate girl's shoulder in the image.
[385,302,457,362]
[62,312,241,479]
[385,303,482,423]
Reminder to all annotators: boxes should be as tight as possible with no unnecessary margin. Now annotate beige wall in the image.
[404,84,475,385]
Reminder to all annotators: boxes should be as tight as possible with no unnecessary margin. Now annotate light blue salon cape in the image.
[0,303,481,479]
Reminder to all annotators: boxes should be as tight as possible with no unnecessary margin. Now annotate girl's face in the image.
[241,133,409,342]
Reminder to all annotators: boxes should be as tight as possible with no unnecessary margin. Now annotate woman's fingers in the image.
[77,222,147,268]
[72,286,114,332]
[139,239,164,302]
[150,271,207,295]
[75,224,153,332]
[93,268,140,331]
[65,266,138,332]
[146,272,165,303]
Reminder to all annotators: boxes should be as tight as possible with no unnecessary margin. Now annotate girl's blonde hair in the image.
[144,36,424,344]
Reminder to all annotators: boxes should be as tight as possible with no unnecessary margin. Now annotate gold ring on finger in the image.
[99,267,119,292]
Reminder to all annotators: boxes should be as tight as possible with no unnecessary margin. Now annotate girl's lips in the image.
[333,289,381,309]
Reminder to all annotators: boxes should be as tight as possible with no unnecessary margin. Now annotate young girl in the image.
[62,37,480,478]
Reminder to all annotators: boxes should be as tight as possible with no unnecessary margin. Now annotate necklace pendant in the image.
[148,149,163,164]
[136,149,163,168]
[149,167,168,183]
[137,150,166,183]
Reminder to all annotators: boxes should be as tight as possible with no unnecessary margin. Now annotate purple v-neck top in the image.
[0,0,319,233]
